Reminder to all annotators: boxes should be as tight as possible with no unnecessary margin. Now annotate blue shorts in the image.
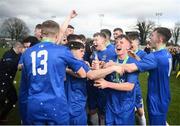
[26,99,69,125]
[105,106,135,125]
[149,114,166,125]
[70,110,87,125]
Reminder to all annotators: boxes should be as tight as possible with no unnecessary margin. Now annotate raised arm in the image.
[57,10,78,44]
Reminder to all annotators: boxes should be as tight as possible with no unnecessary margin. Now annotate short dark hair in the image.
[100,29,111,38]
[154,27,171,43]
[115,34,131,44]
[67,34,81,42]
[68,25,74,29]
[127,32,140,41]
[22,36,39,47]
[67,41,85,50]
[35,24,42,29]
[79,34,86,42]
[113,28,123,33]
[93,32,106,39]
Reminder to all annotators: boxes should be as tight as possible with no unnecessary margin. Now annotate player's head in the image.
[127,32,140,52]
[100,29,111,41]
[93,32,106,51]
[34,24,42,40]
[79,34,86,44]
[22,36,39,48]
[41,20,60,43]
[150,27,171,48]
[67,34,82,43]
[115,34,131,56]
[113,28,123,39]
[67,41,85,60]
[65,25,74,36]
[13,42,24,54]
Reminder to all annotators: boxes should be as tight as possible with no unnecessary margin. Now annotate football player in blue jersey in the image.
[65,41,90,125]
[94,34,139,125]
[127,33,147,125]
[88,32,111,125]
[65,41,119,125]
[114,27,172,125]
[100,29,116,59]
[89,32,118,125]
[113,28,123,40]
[18,20,87,125]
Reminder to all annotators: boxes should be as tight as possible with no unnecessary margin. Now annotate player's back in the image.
[23,42,68,96]
[21,42,72,123]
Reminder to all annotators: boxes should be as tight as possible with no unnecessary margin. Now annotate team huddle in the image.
[0,11,172,125]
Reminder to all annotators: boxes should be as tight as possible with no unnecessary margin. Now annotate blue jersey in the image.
[135,50,147,108]
[18,55,23,65]
[106,42,116,60]
[107,56,138,114]
[91,48,115,62]
[65,61,90,117]
[136,50,147,59]
[135,49,172,115]
[19,42,83,124]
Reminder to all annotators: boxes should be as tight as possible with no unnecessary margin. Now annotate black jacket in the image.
[0,48,21,85]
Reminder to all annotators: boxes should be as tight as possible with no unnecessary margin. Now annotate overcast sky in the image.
[0,0,180,38]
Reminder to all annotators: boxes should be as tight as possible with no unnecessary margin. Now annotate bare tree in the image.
[173,22,180,45]
[1,17,30,41]
[136,20,155,45]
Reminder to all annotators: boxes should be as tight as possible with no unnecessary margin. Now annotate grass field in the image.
[0,47,180,124]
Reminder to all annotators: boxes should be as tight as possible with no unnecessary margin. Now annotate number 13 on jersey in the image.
[31,50,48,76]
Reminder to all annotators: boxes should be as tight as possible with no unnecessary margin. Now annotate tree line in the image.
[0,17,179,45]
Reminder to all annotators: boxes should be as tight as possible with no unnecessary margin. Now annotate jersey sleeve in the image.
[82,61,90,73]
[18,55,23,65]
[63,48,83,73]
[126,71,138,85]
[139,50,147,59]
[134,53,157,72]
